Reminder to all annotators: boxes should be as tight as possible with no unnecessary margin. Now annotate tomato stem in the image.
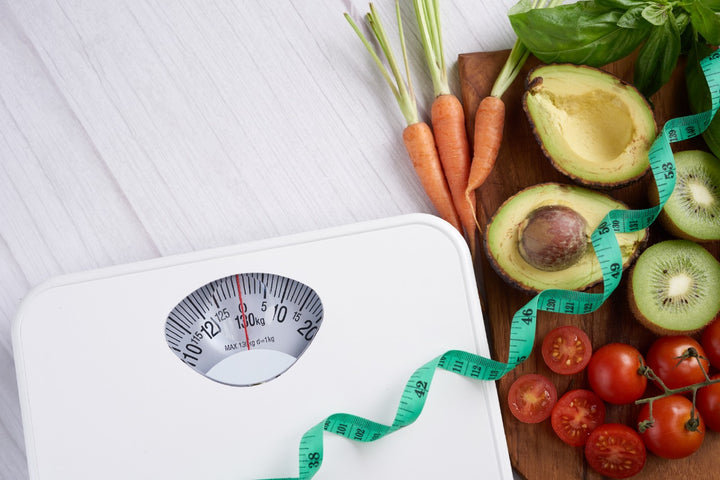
[636,353,720,431]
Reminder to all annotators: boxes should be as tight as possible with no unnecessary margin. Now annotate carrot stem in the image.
[345,2,462,234]
[413,0,449,97]
[344,4,418,125]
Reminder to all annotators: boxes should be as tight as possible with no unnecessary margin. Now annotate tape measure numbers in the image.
[267,50,720,480]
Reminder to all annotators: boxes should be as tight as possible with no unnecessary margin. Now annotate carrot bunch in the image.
[346,1,562,257]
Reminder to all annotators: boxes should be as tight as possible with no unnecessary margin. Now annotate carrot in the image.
[414,0,476,254]
[345,2,462,233]
[464,0,564,233]
[465,95,505,205]
[403,121,462,232]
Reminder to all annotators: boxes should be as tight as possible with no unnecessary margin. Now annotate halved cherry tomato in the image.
[638,394,705,459]
[507,373,557,423]
[585,423,646,479]
[541,325,592,375]
[701,316,720,368]
[697,374,720,432]
[587,343,647,405]
[551,389,605,447]
[645,335,710,390]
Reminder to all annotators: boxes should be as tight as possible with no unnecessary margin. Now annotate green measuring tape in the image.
[266,51,720,480]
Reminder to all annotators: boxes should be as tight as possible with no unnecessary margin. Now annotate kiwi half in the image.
[628,239,720,335]
[654,150,720,242]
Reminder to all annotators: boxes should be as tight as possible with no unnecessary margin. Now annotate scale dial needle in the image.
[235,274,251,350]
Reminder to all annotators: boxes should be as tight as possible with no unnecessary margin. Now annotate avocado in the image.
[485,183,648,293]
[523,64,657,188]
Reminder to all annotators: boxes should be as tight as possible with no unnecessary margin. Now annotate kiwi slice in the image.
[655,150,720,241]
[629,239,720,335]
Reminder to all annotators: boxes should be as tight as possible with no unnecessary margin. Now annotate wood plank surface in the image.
[0,2,523,478]
[458,50,720,479]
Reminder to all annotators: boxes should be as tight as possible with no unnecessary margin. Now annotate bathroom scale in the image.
[13,213,513,479]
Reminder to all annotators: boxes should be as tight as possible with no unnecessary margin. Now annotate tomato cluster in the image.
[506,316,720,479]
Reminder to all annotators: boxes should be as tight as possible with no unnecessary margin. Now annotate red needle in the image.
[235,274,251,350]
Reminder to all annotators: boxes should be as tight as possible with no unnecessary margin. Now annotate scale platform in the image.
[13,214,513,479]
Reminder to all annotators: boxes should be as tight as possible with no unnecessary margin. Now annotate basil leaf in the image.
[686,40,720,156]
[675,10,691,32]
[507,0,534,15]
[642,3,670,26]
[687,1,720,44]
[699,0,720,12]
[596,0,648,8]
[618,6,649,28]
[509,1,651,66]
[633,10,681,96]
[679,11,697,52]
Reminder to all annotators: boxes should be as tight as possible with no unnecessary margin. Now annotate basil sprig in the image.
[509,0,720,97]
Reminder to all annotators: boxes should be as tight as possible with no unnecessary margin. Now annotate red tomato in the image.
[587,343,647,404]
[585,423,646,479]
[638,394,705,459]
[701,316,720,368]
[645,336,710,390]
[697,374,720,432]
[541,325,592,375]
[551,389,605,447]
[507,373,557,423]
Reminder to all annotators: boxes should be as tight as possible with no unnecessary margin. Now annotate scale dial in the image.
[164,272,323,386]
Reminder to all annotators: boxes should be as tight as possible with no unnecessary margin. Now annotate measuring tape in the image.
[265,51,720,480]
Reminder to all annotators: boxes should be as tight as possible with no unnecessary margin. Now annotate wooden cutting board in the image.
[458,51,720,479]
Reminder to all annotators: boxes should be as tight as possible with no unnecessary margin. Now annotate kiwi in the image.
[628,239,720,335]
[653,150,720,242]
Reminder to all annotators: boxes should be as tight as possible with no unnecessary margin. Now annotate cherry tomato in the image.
[551,389,605,447]
[507,373,557,423]
[697,374,720,432]
[541,325,592,375]
[587,343,647,404]
[638,394,705,459]
[584,423,646,479]
[701,316,720,368]
[645,335,710,390]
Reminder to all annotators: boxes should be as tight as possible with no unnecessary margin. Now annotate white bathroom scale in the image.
[13,214,513,479]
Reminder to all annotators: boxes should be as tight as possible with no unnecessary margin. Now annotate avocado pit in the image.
[518,205,588,272]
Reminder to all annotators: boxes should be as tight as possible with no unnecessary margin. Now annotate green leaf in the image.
[686,39,720,156]
[507,0,536,15]
[596,0,648,8]
[633,10,681,97]
[618,6,649,28]
[642,3,669,26]
[508,1,651,66]
[687,1,720,44]
[699,0,720,12]
[675,11,691,32]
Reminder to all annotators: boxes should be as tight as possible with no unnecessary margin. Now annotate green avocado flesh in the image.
[629,240,720,334]
[658,150,720,241]
[485,183,647,293]
[523,64,657,187]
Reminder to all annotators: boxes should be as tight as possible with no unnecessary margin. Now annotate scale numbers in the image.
[164,272,323,386]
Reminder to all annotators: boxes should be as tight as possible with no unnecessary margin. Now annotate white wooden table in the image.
[0,1,517,477]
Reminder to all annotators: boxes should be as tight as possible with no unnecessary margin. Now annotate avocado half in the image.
[523,64,657,188]
[485,183,648,293]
